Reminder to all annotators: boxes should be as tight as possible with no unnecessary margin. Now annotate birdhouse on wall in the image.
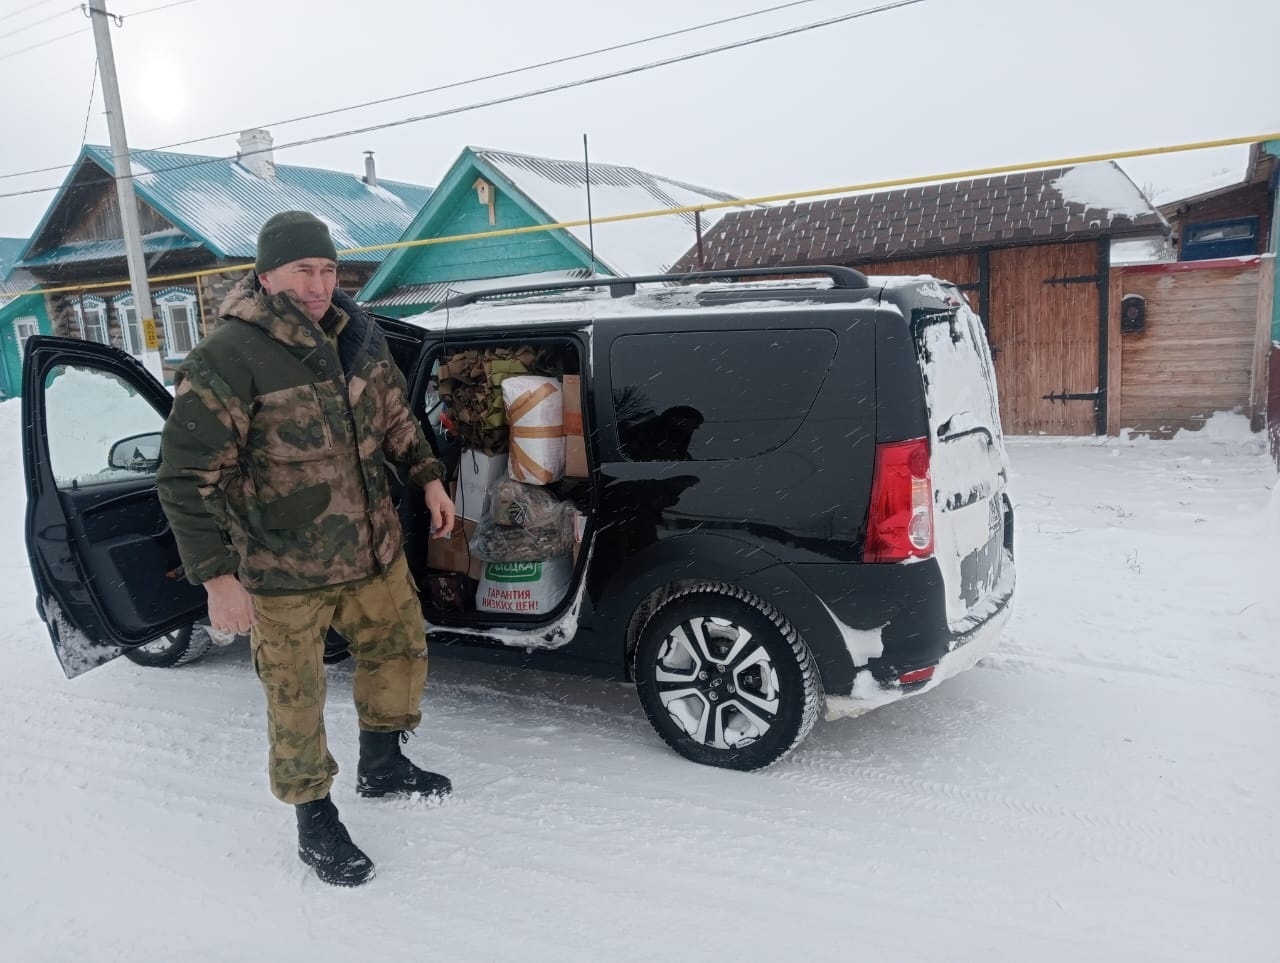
[473,178,496,225]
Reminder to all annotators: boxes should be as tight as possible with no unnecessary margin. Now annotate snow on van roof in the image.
[400,276,885,330]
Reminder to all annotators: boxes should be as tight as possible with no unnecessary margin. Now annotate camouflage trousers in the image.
[249,552,428,805]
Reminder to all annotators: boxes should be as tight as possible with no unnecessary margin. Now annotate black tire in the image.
[123,624,213,669]
[633,584,823,770]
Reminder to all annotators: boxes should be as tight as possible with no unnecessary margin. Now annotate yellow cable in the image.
[7,129,1279,300]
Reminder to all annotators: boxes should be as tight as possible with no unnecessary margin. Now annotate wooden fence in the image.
[1108,256,1270,435]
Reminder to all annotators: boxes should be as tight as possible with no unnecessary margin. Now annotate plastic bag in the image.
[468,479,577,561]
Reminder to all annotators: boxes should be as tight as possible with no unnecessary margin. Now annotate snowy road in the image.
[1,400,1276,963]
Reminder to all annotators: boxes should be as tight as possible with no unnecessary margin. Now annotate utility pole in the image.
[87,0,163,380]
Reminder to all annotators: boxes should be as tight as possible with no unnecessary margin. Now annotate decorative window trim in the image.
[112,292,142,355]
[13,316,38,358]
[155,288,199,358]
[72,295,109,345]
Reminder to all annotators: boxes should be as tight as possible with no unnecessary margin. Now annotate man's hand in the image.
[205,574,255,635]
[424,478,456,539]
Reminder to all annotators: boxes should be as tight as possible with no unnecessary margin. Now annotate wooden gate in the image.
[988,241,1103,435]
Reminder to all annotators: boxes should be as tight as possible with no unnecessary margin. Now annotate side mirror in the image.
[108,431,163,473]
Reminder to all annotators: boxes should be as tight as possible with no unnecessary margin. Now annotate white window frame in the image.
[156,288,199,358]
[112,293,143,355]
[13,316,38,358]
[73,296,109,345]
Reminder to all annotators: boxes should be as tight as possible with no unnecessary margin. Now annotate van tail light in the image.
[863,437,934,563]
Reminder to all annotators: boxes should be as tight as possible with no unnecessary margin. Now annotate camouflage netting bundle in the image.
[468,478,577,562]
[437,346,559,454]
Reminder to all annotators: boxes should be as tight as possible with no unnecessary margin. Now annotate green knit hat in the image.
[255,211,338,273]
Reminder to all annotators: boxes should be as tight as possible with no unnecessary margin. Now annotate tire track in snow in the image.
[771,755,1256,881]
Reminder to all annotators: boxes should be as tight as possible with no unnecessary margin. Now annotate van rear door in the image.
[905,282,1013,629]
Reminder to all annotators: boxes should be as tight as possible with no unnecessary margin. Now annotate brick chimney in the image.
[363,151,378,188]
[237,129,275,179]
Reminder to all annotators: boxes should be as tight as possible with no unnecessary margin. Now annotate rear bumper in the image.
[824,568,1014,720]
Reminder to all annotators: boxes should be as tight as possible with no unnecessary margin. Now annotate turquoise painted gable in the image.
[393,184,583,285]
[0,293,52,400]
[358,149,598,310]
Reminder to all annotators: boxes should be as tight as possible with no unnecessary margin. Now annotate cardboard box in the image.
[562,374,588,478]
[455,450,509,522]
[426,517,484,580]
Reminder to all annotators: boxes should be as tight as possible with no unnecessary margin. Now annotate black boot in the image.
[296,795,375,887]
[357,730,453,800]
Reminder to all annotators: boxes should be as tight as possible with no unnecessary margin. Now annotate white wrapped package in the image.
[502,375,564,486]
[476,556,573,614]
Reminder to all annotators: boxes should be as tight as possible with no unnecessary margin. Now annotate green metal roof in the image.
[18,230,203,269]
[19,145,433,267]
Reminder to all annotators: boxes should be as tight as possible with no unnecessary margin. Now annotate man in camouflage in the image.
[156,210,456,887]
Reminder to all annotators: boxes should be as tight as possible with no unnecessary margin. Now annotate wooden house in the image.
[1157,144,1277,261]
[671,162,1169,436]
[13,130,432,379]
[357,146,738,316]
[0,237,52,401]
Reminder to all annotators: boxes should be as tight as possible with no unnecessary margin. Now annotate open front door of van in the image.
[22,336,206,678]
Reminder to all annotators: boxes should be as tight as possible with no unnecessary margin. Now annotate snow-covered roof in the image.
[674,161,1168,272]
[471,147,739,277]
[19,144,433,267]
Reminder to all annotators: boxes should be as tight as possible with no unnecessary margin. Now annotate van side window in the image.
[610,328,836,461]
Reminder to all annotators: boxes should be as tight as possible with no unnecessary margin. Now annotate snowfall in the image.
[0,395,1277,963]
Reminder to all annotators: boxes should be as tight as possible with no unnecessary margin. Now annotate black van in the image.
[22,267,1014,770]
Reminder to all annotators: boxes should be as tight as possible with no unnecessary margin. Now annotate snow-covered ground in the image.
[1,398,1276,963]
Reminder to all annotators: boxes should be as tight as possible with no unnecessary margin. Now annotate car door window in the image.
[44,363,165,489]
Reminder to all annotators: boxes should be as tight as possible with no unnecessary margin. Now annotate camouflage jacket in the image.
[156,274,444,594]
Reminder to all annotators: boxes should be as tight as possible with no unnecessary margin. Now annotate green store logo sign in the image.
[484,561,543,582]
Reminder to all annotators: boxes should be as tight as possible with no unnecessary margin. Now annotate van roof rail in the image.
[435,265,870,309]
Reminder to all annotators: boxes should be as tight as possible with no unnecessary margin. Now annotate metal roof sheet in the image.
[23,145,433,266]
[18,229,204,268]
[472,148,738,276]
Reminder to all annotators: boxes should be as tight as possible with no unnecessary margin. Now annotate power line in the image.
[0,0,195,65]
[143,0,834,154]
[0,23,86,62]
[0,0,832,183]
[117,0,200,18]
[0,4,76,44]
[0,0,926,201]
[80,56,99,147]
[0,0,65,25]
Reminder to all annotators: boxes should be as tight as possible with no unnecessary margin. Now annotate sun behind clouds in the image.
[133,56,186,123]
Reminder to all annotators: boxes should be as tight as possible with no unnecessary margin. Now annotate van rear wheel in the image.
[633,584,822,770]
[123,624,213,668]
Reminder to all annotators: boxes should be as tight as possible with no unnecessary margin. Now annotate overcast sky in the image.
[0,0,1276,241]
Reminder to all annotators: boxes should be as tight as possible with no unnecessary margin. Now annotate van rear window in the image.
[609,328,836,461]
